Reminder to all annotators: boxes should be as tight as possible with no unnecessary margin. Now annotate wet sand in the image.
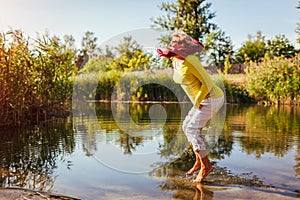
[0,188,80,200]
[1,165,298,200]
[104,186,298,200]
[1,186,295,200]
[1,163,299,200]
[211,186,298,200]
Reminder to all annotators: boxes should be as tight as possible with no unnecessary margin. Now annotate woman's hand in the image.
[195,105,203,110]
[157,49,164,57]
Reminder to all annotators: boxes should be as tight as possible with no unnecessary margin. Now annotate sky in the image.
[0,0,299,50]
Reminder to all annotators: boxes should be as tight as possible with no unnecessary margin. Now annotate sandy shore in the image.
[0,185,298,200]
[0,188,80,200]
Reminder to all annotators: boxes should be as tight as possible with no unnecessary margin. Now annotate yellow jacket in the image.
[173,55,224,107]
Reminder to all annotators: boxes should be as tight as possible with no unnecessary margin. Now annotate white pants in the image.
[182,96,224,151]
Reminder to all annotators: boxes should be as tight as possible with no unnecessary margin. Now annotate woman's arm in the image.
[185,55,214,108]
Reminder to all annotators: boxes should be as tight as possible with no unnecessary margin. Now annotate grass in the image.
[222,74,247,87]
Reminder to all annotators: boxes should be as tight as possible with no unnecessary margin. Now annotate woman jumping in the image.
[157,31,224,182]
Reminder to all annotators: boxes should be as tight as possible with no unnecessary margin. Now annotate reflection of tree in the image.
[227,105,300,158]
[208,133,234,160]
[82,102,300,184]
[0,123,75,191]
[98,102,300,165]
[225,105,300,181]
[116,130,143,154]
[93,102,185,155]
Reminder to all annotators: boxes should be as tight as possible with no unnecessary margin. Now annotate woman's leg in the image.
[186,143,201,175]
[183,109,201,175]
[183,97,224,180]
[193,98,224,181]
[185,130,216,176]
[194,150,214,182]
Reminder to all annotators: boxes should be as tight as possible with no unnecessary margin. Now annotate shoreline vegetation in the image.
[1,30,299,127]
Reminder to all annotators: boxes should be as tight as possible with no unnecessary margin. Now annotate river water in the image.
[0,103,299,199]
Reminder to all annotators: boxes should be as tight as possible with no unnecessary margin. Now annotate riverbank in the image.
[1,182,296,200]
[0,188,80,200]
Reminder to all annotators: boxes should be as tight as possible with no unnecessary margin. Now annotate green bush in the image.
[246,54,300,104]
[113,70,185,102]
[0,30,77,126]
[224,82,254,103]
[73,70,121,102]
[79,57,108,73]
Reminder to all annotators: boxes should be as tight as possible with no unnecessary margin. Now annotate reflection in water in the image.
[149,104,300,198]
[0,103,299,198]
[194,184,214,200]
[225,105,300,158]
[296,145,300,180]
[0,123,75,191]
[149,150,267,199]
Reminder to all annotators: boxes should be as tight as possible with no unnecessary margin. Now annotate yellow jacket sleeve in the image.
[184,55,214,107]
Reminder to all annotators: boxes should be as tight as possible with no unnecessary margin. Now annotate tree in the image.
[115,36,142,56]
[63,34,76,50]
[296,1,300,44]
[35,33,77,112]
[266,35,297,58]
[81,31,100,56]
[204,29,234,67]
[152,0,234,69]
[235,31,267,63]
[151,0,217,41]
[108,36,152,71]
[76,31,100,69]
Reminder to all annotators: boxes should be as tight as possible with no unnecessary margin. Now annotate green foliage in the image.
[235,32,297,64]
[297,1,300,44]
[223,55,232,74]
[246,54,300,104]
[225,82,254,103]
[35,33,77,106]
[73,70,121,102]
[79,57,108,73]
[108,36,153,72]
[204,29,234,67]
[96,71,122,100]
[76,31,101,69]
[235,32,267,63]
[127,50,152,71]
[266,35,297,58]
[75,70,184,103]
[0,29,77,126]
[109,50,152,72]
[114,70,185,102]
[0,30,35,124]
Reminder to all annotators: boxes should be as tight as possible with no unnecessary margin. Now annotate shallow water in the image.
[0,103,299,199]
